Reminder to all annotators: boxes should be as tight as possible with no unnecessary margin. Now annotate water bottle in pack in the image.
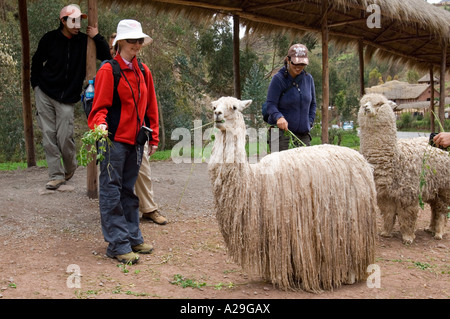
[85,80,95,100]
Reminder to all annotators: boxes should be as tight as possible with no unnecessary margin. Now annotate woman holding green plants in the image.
[265,43,317,151]
[88,19,159,264]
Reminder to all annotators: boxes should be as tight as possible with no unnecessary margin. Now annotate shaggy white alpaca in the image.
[358,93,450,244]
[208,96,378,292]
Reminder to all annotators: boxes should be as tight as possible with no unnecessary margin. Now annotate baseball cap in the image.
[112,19,153,47]
[288,44,309,65]
[60,4,87,20]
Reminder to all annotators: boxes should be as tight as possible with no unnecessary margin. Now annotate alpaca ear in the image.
[240,99,252,110]
[387,100,397,110]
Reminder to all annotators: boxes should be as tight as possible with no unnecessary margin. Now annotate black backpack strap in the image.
[282,72,304,96]
[136,59,151,127]
[108,58,146,87]
[137,59,147,83]
[281,84,293,97]
[107,59,122,90]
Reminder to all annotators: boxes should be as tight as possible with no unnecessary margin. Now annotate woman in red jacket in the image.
[88,19,159,264]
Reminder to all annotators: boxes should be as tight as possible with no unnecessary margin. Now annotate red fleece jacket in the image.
[88,54,159,146]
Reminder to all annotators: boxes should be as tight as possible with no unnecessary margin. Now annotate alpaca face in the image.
[211,97,252,131]
[358,93,399,139]
[360,93,397,117]
[358,94,397,126]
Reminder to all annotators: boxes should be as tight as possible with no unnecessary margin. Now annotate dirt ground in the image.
[0,160,448,302]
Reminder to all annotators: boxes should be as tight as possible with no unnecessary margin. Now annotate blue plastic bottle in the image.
[85,80,94,100]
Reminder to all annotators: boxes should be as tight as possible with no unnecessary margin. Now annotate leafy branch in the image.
[284,129,307,148]
[79,125,113,166]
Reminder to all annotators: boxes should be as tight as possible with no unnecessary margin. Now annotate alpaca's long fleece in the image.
[358,93,450,243]
[209,100,378,292]
[210,145,378,292]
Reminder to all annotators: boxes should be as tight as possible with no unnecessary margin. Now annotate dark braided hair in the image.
[284,58,289,78]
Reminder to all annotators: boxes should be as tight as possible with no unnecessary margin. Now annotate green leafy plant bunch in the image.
[79,125,112,166]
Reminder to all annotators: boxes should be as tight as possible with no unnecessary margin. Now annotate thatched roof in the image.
[418,74,439,83]
[394,97,450,111]
[100,0,450,73]
[365,80,433,100]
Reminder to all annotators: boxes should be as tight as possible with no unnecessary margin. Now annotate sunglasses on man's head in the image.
[126,38,144,44]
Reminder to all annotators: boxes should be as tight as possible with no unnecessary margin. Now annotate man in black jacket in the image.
[31,4,111,190]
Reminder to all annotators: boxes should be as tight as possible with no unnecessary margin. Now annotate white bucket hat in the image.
[113,19,153,47]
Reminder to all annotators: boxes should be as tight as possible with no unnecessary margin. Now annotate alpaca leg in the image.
[397,205,418,245]
[378,197,397,237]
[345,271,356,285]
[426,200,437,235]
[428,198,449,240]
[433,211,447,240]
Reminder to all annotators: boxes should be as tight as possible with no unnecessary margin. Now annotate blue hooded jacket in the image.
[266,67,316,134]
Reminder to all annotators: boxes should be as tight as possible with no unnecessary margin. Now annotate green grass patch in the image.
[170,274,235,290]
[1,131,362,170]
[312,131,360,150]
[149,150,172,161]
[170,274,207,289]
[0,160,47,171]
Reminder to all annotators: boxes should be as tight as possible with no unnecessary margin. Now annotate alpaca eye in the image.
[233,105,237,110]
[213,106,216,111]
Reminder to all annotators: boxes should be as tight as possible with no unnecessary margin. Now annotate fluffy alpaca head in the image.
[210,97,253,164]
[358,93,398,133]
[212,96,252,132]
[360,93,397,116]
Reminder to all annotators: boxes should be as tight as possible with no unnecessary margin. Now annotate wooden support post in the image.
[430,66,435,133]
[438,43,447,131]
[18,0,36,167]
[358,39,365,97]
[321,0,329,144]
[86,0,98,199]
[233,15,241,99]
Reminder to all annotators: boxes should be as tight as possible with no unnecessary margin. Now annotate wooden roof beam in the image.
[372,21,395,42]
[150,0,242,12]
[362,39,431,66]
[319,2,333,24]
[378,35,434,44]
[244,1,299,11]
[414,51,450,57]
[328,18,366,28]
[238,11,361,39]
[408,38,435,55]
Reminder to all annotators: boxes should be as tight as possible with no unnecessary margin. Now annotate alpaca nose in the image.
[214,111,223,120]
[363,102,372,114]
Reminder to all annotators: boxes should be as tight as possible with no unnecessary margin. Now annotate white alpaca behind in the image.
[358,93,450,244]
[208,96,378,292]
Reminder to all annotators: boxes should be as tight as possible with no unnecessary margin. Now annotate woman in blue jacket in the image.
[266,43,316,151]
